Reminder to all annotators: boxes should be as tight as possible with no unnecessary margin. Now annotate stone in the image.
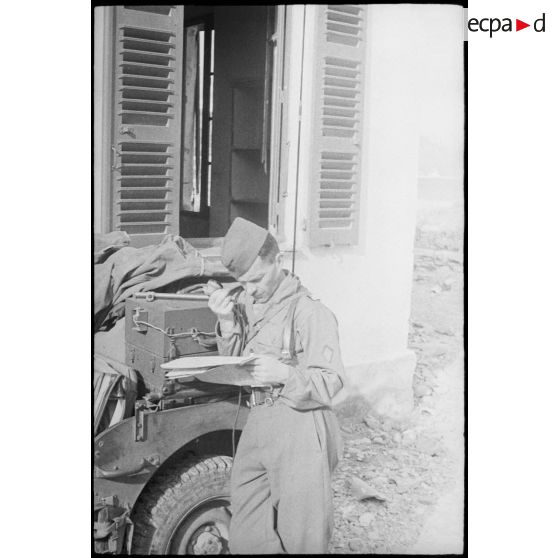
[402,429,417,445]
[415,384,432,397]
[359,512,374,527]
[340,504,357,518]
[415,435,442,456]
[372,436,385,445]
[431,285,442,294]
[395,480,414,494]
[435,326,455,336]
[428,374,443,387]
[363,413,381,430]
[420,395,435,408]
[441,277,457,291]
[350,477,387,502]
[418,495,437,505]
[422,342,447,356]
[392,431,402,444]
[433,384,449,395]
[348,539,363,551]
[376,418,392,433]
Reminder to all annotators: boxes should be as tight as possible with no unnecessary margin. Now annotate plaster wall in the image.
[281,6,426,406]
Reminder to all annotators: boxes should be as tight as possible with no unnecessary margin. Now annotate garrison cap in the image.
[221,217,269,278]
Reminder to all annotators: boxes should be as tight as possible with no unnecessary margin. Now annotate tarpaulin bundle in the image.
[94,354,137,435]
[94,231,131,264]
[94,233,229,331]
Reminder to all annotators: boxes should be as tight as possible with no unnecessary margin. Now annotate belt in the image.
[248,386,282,408]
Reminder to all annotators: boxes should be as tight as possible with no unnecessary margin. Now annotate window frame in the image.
[180,14,215,220]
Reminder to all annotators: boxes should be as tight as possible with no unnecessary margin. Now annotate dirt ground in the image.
[329,201,464,554]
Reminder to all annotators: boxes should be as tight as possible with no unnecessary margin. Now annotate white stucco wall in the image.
[280,5,463,412]
[281,6,421,387]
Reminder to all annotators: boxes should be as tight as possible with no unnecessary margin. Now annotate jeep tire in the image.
[131,455,233,555]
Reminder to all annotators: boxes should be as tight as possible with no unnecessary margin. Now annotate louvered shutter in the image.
[308,5,366,247]
[110,6,184,247]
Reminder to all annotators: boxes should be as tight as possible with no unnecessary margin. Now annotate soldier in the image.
[208,217,345,554]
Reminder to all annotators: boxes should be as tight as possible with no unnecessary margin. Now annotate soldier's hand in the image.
[208,288,235,331]
[243,355,291,385]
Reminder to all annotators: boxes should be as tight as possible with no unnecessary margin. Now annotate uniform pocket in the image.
[313,410,344,471]
[311,410,326,453]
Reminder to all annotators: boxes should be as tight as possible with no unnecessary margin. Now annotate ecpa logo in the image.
[468,13,546,38]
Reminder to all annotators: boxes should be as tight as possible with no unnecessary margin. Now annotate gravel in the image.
[328,215,463,554]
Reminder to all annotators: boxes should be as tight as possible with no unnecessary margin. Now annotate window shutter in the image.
[307,5,366,247]
[110,6,184,247]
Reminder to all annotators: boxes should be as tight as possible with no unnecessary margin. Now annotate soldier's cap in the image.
[221,217,269,278]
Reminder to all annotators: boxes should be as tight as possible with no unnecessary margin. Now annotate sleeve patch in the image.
[323,345,334,363]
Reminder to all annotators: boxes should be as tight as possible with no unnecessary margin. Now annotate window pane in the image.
[181,20,214,215]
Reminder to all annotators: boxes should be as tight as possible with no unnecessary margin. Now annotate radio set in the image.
[124,289,219,392]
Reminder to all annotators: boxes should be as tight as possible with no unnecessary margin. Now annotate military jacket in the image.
[216,271,346,410]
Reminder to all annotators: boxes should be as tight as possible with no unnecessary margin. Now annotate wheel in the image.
[131,455,233,555]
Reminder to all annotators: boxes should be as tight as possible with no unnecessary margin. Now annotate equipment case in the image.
[125,297,218,392]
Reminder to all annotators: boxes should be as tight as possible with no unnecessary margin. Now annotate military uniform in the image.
[217,270,345,554]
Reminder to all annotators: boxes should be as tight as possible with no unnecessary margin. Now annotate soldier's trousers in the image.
[228,401,342,554]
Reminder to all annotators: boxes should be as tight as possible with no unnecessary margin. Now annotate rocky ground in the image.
[329,202,464,554]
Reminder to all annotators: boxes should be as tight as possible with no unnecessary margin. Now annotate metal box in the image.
[125,297,218,392]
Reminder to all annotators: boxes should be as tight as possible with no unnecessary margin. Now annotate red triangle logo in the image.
[516,19,530,31]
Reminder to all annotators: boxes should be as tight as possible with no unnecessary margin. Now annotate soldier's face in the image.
[238,254,284,303]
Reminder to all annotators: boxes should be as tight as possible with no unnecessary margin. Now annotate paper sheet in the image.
[163,355,265,386]
[192,364,267,387]
[161,355,255,370]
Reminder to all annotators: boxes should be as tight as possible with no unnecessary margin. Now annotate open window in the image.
[180,17,214,237]
[180,5,286,240]
[99,5,287,247]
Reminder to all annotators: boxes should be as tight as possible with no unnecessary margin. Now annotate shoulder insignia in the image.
[323,345,334,363]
